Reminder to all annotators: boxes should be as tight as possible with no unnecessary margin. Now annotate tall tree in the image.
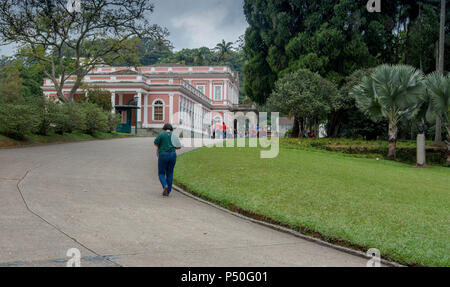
[268,69,337,138]
[242,0,409,137]
[408,3,440,73]
[0,0,166,103]
[439,0,446,74]
[435,0,447,143]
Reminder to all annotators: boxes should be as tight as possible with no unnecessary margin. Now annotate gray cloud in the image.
[152,0,247,50]
[0,0,248,56]
[153,0,248,50]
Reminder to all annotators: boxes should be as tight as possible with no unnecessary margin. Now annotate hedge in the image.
[0,103,40,140]
[281,138,448,165]
[0,99,119,140]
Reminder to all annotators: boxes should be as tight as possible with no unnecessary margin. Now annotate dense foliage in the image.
[0,0,166,102]
[243,0,449,138]
[0,102,40,140]
[268,69,337,137]
[0,96,118,140]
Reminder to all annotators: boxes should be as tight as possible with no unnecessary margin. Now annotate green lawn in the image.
[0,130,133,148]
[174,144,450,266]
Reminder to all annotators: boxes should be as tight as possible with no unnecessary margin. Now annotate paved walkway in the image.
[0,137,369,267]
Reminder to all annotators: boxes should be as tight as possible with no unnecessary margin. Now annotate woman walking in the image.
[154,124,181,197]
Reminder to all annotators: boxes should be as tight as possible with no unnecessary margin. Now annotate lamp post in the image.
[134,95,139,135]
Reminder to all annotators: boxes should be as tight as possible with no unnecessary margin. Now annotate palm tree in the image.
[352,65,425,160]
[214,40,234,61]
[426,72,450,164]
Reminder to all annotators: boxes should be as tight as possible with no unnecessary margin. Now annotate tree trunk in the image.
[292,116,300,138]
[388,122,398,160]
[435,0,445,145]
[435,116,443,143]
[328,110,343,138]
[314,118,319,138]
[436,41,439,71]
[299,118,305,139]
[419,5,423,72]
[447,128,450,165]
[439,0,445,75]
[419,54,423,72]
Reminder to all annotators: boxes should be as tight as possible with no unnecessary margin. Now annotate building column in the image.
[209,80,213,100]
[144,93,148,128]
[169,93,174,124]
[137,92,142,127]
[111,92,116,113]
[224,80,228,105]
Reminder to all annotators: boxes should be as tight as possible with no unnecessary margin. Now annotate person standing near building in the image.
[222,122,227,139]
[154,124,182,197]
[215,121,222,139]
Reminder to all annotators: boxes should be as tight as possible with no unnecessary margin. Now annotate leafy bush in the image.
[107,113,121,133]
[0,103,39,140]
[51,103,86,135]
[79,103,109,135]
[30,97,53,136]
[284,128,293,138]
[86,88,113,111]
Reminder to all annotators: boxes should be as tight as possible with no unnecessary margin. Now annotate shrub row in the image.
[281,138,448,165]
[0,99,121,140]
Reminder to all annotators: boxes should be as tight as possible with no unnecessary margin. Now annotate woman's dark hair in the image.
[163,123,173,131]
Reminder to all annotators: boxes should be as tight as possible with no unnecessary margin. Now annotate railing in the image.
[179,78,212,105]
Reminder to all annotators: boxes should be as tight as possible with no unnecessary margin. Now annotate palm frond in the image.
[426,72,450,121]
[351,75,382,121]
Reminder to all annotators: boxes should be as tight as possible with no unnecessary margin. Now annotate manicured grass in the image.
[174,143,450,266]
[0,130,134,148]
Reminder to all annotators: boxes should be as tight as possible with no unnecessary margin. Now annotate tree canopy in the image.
[0,0,166,102]
[268,69,337,137]
[243,0,448,137]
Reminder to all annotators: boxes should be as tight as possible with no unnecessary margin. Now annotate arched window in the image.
[153,99,164,122]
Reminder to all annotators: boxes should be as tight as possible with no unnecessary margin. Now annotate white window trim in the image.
[152,99,165,122]
[214,85,223,101]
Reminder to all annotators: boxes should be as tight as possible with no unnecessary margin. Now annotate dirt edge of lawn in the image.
[173,179,423,267]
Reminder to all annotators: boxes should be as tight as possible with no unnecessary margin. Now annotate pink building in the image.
[41,64,243,136]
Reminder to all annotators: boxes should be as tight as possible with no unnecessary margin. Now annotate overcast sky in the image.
[0,0,248,57]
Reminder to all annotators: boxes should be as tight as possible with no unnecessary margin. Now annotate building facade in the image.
[41,65,241,136]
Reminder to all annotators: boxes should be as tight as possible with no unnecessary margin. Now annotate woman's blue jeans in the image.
[158,152,177,194]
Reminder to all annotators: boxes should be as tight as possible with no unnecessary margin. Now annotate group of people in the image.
[213,122,228,139]
[211,123,266,139]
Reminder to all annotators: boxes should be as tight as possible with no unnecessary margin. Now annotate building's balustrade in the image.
[84,66,233,76]
[179,78,212,105]
[137,66,232,74]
